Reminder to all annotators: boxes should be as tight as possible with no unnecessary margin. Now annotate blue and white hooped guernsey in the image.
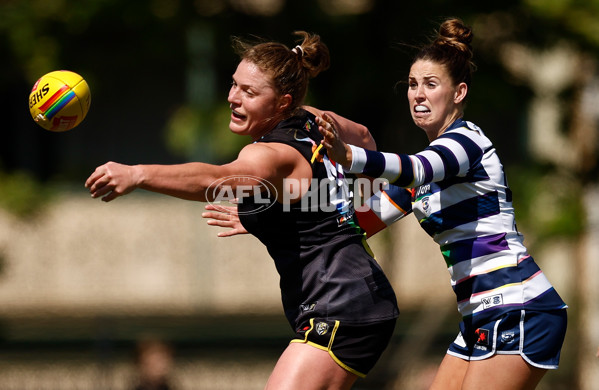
[351,119,567,325]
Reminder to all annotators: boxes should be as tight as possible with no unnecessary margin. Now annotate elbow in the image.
[363,129,376,150]
[357,125,376,150]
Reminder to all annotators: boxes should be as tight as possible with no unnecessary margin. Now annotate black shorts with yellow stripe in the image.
[291,317,397,377]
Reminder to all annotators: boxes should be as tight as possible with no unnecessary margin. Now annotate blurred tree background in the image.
[1,0,598,389]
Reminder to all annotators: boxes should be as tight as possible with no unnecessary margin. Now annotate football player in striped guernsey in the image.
[318,17,567,390]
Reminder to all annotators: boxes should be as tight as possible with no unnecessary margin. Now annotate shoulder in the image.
[238,141,303,164]
[439,120,491,147]
[443,119,482,136]
[218,142,305,188]
[236,141,309,179]
[234,140,311,196]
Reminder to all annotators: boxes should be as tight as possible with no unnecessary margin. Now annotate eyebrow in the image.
[409,74,440,80]
[232,75,253,89]
[232,72,277,95]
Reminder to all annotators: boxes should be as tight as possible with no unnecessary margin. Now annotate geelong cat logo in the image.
[206,175,277,215]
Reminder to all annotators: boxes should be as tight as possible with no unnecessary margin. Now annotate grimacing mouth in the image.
[414,104,430,113]
[231,108,246,120]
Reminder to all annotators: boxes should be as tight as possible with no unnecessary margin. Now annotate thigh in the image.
[265,342,358,390]
[429,354,547,390]
[429,354,468,390]
[461,354,546,390]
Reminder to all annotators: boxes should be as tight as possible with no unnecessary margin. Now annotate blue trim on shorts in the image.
[447,309,567,369]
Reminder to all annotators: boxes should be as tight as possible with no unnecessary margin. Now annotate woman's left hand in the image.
[202,203,248,237]
[316,113,353,169]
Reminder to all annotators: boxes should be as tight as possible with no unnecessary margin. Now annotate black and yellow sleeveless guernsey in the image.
[238,109,399,336]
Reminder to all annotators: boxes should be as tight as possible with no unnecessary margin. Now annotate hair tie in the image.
[291,45,304,57]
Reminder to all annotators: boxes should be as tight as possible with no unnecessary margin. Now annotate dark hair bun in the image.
[435,18,473,62]
[412,18,476,87]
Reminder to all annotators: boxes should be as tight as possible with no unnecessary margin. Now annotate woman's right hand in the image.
[85,161,142,202]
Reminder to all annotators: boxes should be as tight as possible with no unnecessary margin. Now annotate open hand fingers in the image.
[203,204,238,216]
[202,204,247,237]
[316,116,338,148]
[202,211,234,225]
[202,204,239,226]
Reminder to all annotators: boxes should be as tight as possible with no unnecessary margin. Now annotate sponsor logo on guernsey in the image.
[315,322,329,336]
[415,184,431,198]
[415,185,432,216]
[421,196,431,216]
[336,209,355,227]
[481,294,504,310]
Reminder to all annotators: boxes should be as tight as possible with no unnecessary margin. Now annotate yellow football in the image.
[28,70,91,132]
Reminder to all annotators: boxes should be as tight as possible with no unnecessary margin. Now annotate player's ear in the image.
[278,94,292,111]
[454,82,468,104]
